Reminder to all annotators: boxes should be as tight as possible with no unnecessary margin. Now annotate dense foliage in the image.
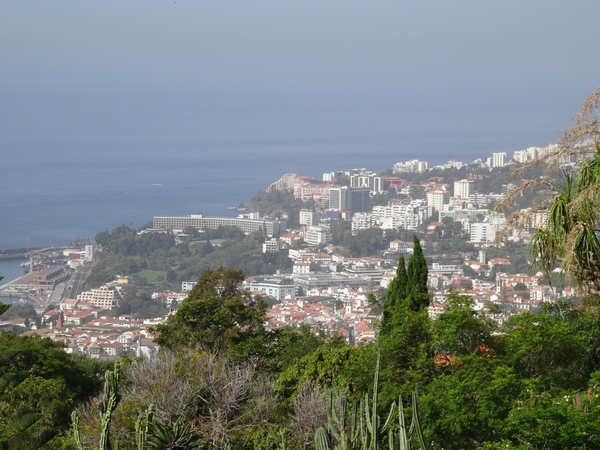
[88,226,291,293]
[0,333,108,449]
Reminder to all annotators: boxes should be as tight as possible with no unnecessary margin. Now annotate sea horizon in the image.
[0,87,576,251]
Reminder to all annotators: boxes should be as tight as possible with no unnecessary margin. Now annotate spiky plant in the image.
[497,88,600,298]
[145,419,206,450]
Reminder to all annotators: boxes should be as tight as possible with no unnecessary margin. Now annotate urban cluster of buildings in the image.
[16,296,160,359]
[14,140,585,352]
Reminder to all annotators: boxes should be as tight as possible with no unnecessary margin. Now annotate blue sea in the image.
[0,87,575,251]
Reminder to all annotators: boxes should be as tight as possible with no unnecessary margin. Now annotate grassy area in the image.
[137,269,167,284]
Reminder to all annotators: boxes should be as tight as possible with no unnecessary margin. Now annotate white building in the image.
[393,159,429,174]
[453,179,472,198]
[305,226,331,246]
[470,214,506,243]
[492,152,506,168]
[299,209,320,226]
[77,277,135,309]
[182,281,197,292]
[351,213,372,232]
[153,215,286,237]
[426,190,449,213]
[262,238,281,253]
[243,275,295,301]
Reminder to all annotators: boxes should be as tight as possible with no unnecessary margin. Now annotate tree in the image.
[432,292,497,357]
[151,268,266,355]
[0,333,106,448]
[380,254,407,336]
[420,355,521,449]
[378,236,432,405]
[500,311,590,391]
[406,236,429,312]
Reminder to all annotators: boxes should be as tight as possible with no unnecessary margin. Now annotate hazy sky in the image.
[2,1,598,98]
[2,1,600,165]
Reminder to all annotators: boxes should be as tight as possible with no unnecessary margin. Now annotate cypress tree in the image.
[377,235,432,405]
[406,235,429,311]
[380,254,407,336]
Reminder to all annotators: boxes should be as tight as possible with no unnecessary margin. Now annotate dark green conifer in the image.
[377,235,432,405]
[406,235,429,311]
[381,254,407,336]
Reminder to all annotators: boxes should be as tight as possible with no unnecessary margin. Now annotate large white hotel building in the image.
[152,214,287,237]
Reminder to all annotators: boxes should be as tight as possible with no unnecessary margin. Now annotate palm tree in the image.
[497,88,600,297]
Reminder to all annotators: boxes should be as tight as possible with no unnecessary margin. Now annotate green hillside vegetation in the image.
[6,234,600,447]
[51,237,600,449]
[86,225,292,293]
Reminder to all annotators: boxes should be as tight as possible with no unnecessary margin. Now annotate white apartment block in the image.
[182,281,197,292]
[243,275,295,301]
[299,209,320,226]
[492,152,506,168]
[453,179,472,198]
[389,240,415,254]
[77,277,135,309]
[305,226,331,246]
[470,214,506,243]
[470,223,497,243]
[393,159,429,174]
[426,190,449,213]
[293,261,312,275]
[351,213,372,232]
[153,215,286,237]
[377,214,420,231]
[262,238,281,253]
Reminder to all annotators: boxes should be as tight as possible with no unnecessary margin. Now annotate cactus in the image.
[72,410,85,450]
[99,362,122,450]
[72,362,122,450]
[136,405,154,450]
[315,354,429,450]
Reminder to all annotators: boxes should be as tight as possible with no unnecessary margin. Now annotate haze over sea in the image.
[2,1,599,251]
[0,87,577,250]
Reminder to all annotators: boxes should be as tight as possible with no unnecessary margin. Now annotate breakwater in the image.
[0,247,64,261]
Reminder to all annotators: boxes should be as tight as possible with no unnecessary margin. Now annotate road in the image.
[70,266,92,298]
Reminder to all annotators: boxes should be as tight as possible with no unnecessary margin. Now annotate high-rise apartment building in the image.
[329,187,349,211]
[349,188,370,213]
[453,179,472,198]
[426,190,449,213]
[492,152,506,168]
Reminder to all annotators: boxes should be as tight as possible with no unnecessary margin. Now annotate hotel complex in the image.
[152,214,287,237]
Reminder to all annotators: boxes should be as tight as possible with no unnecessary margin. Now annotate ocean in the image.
[0,87,573,251]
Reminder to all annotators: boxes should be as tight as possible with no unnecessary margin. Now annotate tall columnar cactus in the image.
[72,362,122,450]
[99,362,122,450]
[136,405,154,450]
[388,386,427,450]
[315,354,429,450]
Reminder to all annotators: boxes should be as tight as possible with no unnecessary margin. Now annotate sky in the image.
[2,1,598,100]
[1,1,600,170]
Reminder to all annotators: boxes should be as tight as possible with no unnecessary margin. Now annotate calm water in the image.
[0,259,26,286]
[0,88,571,250]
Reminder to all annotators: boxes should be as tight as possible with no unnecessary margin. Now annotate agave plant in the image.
[145,419,206,450]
